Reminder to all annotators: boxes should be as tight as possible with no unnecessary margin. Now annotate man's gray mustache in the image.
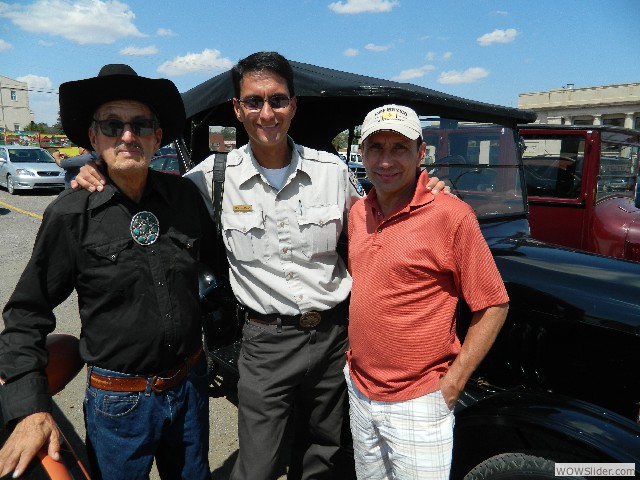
[114,143,144,155]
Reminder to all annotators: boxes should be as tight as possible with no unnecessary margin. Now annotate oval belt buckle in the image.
[299,311,322,329]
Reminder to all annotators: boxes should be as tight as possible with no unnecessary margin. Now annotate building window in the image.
[602,117,624,128]
[635,117,640,129]
[573,119,593,126]
[13,124,20,132]
[10,90,17,101]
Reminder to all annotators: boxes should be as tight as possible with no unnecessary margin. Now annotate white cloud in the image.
[16,74,58,125]
[391,65,436,81]
[343,48,359,57]
[0,0,145,45]
[477,28,518,46]
[0,39,12,51]
[426,51,452,61]
[365,43,391,52]
[37,39,53,47]
[492,10,508,16]
[16,74,52,91]
[157,28,176,37]
[438,67,489,84]
[120,45,159,56]
[157,48,234,76]
[328,0,399,14]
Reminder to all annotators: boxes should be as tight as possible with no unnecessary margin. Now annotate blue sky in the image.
[1,0,638,126]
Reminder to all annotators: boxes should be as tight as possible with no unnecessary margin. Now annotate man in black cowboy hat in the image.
[0,64,215,480]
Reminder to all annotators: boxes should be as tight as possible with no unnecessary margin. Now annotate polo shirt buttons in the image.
[377,228,383,233]
[282,247,289,254]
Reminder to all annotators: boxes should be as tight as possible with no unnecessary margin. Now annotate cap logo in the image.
[381,111,398,120]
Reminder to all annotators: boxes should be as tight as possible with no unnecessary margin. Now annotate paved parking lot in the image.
[0,187,244,479]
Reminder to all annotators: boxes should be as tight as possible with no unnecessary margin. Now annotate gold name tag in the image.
[233,204,253,212]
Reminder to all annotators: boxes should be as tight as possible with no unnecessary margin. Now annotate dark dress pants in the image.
[231,314,349,480]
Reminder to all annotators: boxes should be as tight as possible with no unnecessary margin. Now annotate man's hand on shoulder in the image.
[426,176,451,195]
[0,412,60,478]
[71,159,106,192]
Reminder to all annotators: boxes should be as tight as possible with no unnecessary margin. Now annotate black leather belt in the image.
[245,309,323,329]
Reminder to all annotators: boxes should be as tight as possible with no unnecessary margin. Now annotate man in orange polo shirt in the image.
[346,104,509,479]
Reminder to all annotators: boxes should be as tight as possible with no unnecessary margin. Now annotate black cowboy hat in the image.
[59,64,185,150]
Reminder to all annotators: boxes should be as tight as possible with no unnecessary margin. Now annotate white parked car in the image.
[0,145,65,194]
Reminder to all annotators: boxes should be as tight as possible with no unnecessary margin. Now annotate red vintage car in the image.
[520,124,640,261]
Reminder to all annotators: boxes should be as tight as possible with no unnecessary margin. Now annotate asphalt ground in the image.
[0,187,248,479]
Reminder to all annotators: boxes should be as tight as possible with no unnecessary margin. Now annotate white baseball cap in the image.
[360,104,422,141]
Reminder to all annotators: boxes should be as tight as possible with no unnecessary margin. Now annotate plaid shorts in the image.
[345,364,455,480]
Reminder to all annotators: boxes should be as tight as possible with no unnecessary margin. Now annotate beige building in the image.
[518,82,640,129]
[0,75,33,131]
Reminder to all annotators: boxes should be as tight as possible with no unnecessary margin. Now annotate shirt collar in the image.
[237,136,301,186]
[86,162,171,210]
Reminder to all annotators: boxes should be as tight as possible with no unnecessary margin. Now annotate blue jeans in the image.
[83,356,210,480]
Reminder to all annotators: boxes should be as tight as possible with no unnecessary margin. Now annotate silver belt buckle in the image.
[299,311,322,328]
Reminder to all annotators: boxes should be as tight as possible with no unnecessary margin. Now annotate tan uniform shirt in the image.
[186,138,364,314]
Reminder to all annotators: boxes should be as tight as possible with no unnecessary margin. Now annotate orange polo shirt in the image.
[347,170,509,402]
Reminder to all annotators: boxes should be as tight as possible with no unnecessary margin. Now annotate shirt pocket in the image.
[222,211,269,262]
[84,238,135,290]
[297,204,342,258]
[165,228,200,283]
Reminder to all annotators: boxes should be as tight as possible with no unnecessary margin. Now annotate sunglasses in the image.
[92,118,157,137]
[237,95,291,111]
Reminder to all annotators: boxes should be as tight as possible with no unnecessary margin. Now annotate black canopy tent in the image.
[180,60,536,163]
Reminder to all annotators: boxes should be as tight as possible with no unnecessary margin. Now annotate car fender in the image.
[591,196,640,260]
[623,211,640,261]
[451,386,640,478]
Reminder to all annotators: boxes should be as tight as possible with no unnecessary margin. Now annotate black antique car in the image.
[179,61,640,479]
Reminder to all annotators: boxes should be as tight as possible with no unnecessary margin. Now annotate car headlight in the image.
[14,169,36,176]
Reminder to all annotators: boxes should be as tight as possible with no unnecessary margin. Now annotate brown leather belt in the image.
[246,309,323,329]
[89,348,202,393]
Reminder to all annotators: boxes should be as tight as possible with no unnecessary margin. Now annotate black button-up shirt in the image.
[0,169,216,423]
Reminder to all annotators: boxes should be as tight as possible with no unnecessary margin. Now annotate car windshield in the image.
[8,148,56,164]
[420,120,525,218]
[150,155,179,172]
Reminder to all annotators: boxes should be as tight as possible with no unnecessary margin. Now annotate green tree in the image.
[331,126,362,152]
[25,121,51,133]
[50,113,64,134]
[221,127,236,140]
[332,130,348,150]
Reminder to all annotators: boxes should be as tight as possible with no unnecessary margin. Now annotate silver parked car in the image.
[0,145,65,194]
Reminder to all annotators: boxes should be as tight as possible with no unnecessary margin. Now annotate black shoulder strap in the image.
[211,153,227,237]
